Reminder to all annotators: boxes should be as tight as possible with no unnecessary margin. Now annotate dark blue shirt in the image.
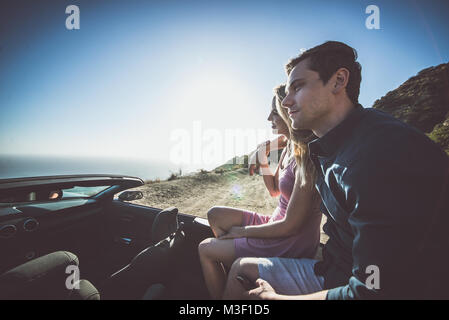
[309,105,449,299]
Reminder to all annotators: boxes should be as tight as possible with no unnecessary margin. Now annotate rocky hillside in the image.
[372,62,449,154]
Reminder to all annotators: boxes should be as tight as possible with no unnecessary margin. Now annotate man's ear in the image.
[332,67,350,94]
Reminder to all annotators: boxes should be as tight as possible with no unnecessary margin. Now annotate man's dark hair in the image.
[285,41,362,105]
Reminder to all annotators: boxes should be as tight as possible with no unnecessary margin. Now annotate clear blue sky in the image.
[1,0,448,170]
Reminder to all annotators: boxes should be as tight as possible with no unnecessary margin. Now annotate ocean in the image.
[0,154,190,181]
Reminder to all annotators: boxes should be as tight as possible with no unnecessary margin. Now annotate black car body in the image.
[0,174,213,299]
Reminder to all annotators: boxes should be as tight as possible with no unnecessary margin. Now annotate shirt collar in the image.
[309,103,364,157]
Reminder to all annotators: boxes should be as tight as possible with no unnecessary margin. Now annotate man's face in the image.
[282,59,333,132]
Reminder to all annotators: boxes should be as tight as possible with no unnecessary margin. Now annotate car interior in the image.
[0,175,214,300]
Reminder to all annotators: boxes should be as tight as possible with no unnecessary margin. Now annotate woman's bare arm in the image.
[220,166,318,240]
[259,147,286,197]
[249,137,287,197]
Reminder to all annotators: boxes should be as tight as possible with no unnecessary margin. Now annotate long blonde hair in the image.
[273,84,317,187]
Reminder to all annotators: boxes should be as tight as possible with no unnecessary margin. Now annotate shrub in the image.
[428,122,449,153]
[167,168,182,181]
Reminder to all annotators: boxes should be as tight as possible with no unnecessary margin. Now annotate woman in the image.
[198,84,322,299]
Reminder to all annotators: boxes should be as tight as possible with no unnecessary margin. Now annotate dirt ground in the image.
[128,168,329,244]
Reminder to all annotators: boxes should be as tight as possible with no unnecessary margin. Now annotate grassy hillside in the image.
[372,62,449,154]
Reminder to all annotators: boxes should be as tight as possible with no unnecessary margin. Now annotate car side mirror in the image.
[118,191,143,201]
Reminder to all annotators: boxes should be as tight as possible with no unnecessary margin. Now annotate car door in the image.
[0,175,143,277]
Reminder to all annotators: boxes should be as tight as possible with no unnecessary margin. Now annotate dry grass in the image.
[127,168,328,244]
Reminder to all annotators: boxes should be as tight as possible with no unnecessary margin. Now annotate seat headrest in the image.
[0,251,79,299]
[151,207,179,243]
[69,279,100,300]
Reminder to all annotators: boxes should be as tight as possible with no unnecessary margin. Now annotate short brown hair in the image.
[285,41,362,105]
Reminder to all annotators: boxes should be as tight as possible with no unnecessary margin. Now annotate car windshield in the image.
[0,185,112,204]
[61,186,111,198]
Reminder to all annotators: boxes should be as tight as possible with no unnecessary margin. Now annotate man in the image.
[222,41,449,299]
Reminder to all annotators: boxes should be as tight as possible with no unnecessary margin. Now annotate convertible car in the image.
[0,174,215,300]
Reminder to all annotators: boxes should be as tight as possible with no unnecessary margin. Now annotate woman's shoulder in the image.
[286,150,297,168]
[281,153,297,177]
[278,144,289,168]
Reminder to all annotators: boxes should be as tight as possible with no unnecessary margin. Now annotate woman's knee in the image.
[198,238,236,267]
[198,237,215,258]
[228,257,244,277]
[207,206,225,225]
[228,257,260,282]
[207,206,244,230]
[223,257,261,299]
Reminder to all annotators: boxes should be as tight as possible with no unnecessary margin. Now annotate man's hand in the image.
[245,279,279,300]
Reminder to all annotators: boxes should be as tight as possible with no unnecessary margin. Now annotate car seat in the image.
[0,251,99,300]
[100,207,186,299]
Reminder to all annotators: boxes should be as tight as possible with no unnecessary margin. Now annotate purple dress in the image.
[234,156,322,259]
